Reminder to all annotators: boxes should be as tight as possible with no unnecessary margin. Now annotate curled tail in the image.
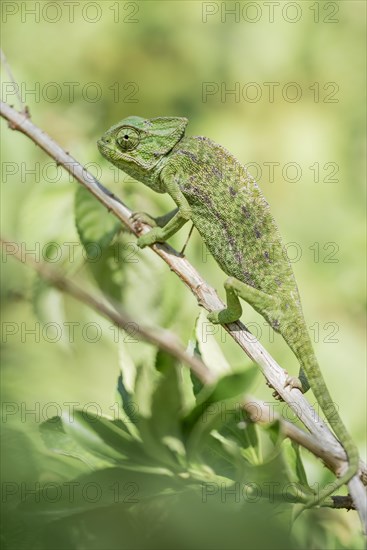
[302,351,359,506]
[290,333,360,507]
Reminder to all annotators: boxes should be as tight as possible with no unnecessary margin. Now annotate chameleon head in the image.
[97,116,188,179]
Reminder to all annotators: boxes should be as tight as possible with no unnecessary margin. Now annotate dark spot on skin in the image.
[229,186,237,197]
[243,271,255,287]
[241,206,250,218]
[176,150,198,162]
[254,227,261,239]
[181,174,197,193]
[234,250,244,266]
[186,184,214,210]
[211,166,222,178]
[264,251,272,262]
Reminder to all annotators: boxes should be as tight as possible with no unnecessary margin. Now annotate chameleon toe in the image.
[284,375,303,391]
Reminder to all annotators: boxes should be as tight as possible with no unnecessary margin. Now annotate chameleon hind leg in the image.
[208,277,279,325]
[208,276,308,392]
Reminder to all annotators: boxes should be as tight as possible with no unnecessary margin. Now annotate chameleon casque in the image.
[98,116,358,508]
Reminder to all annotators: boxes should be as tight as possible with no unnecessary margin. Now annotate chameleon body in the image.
[98,116,358,508]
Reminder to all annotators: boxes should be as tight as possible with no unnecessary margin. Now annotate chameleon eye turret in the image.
[116,127,141,151]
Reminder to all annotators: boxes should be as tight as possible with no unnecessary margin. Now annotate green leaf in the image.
[139,361,186,469]
[74,186,125,301]
[208,430,249,481]
[264,417,283,447]
[31,279,72,350]
[116,374,139,424]
[281,439,312,491]
[40,416,112,470]
[184,368,258,430]
[186,334,204,396]
[200,368,258,403]
[114,374,141,440]
[133,358,161,418]
[177,361,196,415]
[150,358,183,438]
[195,311,232,377]
[183,368,258,456]
[154,349,177,374]
[220,410,261,466]
[61,410,145,465]
[118,340,137,395]
[87,241,124,301]
[18,467,181,521]
[74,186,120,251]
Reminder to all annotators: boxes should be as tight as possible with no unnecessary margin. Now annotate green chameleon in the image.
[98,115,358,509]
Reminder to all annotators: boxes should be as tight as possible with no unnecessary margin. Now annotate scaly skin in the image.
[98,116,359,510]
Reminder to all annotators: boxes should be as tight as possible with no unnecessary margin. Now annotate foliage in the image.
[3,342,295,549]
[1,1,365,548]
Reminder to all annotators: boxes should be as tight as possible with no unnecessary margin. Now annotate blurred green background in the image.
[1,0,366,547]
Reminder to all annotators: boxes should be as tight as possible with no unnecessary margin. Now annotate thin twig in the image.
[0,50,26,114]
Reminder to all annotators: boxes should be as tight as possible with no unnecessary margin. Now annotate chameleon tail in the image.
[297,343,360,508]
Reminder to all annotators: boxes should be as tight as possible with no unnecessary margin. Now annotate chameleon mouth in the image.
[97,140,135,166]
[97,140,111,156]
[97,141,125,161]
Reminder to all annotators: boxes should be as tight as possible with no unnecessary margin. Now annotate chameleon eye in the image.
[116,127,140,151]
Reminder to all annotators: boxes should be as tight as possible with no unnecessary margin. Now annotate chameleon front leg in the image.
[135,178,191,248]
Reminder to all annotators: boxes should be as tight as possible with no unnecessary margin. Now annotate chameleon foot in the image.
[272,390,284,401]
[130,211,157,228]
[208,282,242,324]
[269,373,303,401]
[267,385,285,402]
[207,309,240,325]
[136,228,165,249]
[284,375,304,392]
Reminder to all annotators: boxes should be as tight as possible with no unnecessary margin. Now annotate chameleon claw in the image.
[207,311,221,324]
[136,236,148,249]
[272,390,283,401]
[284,375,303,392]
[271,374,304,401]
[130,211,157,228]
[137,227,165,248]
[265,380,284,401]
